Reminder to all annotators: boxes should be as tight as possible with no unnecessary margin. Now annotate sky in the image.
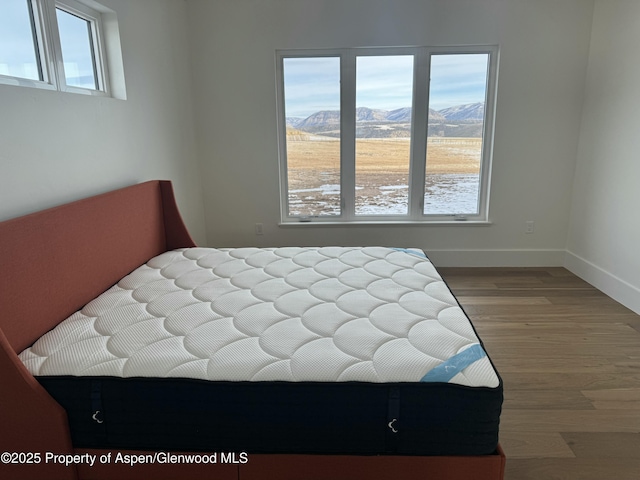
[283,53,489,118]
[0,0,97,88]
[0,0,40,80]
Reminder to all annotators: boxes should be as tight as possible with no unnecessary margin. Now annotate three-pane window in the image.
[276,46,499,223]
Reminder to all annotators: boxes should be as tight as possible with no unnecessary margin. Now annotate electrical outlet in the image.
[255,223,264,235]
[525,221,534,234]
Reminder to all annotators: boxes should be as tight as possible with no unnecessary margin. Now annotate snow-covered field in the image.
[288,173,480,217]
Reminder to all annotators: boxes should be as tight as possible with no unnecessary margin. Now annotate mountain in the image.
[295,105,462,128]
[298,107,403,128]
[356,107,389,122]
[429,109,447,122]
[286,117,304,128]
[437,102,485,121]
[296,110,340,129]
[291,102,484,138]
[386,107,412,122]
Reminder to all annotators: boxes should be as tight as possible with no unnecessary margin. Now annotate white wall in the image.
[565,0,640,314]
[187,0,594,266]
[0,0,206,245]
[4,0,637,311]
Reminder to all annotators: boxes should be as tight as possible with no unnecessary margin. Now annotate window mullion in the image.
[31,0,60,88]
[275,54,290,220]
[340,52,356,221]
[408,49,429,220]
[26,0,45,81]
[40,0,65,89]
[90,17,109,93]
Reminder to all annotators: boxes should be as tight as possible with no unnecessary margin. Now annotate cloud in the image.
[283,52,490,118]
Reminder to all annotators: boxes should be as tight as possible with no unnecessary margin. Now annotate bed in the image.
[0,180,505,480]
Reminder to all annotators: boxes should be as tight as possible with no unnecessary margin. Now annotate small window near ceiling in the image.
[0,0,123,98]
[56,7,100,90]
[0,0,42,81]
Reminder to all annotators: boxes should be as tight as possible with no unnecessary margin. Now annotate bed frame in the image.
[0,180,505,480]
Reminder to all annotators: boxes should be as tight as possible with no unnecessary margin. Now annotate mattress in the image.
[19,246,502,455]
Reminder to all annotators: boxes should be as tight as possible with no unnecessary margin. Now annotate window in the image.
[0,0,119,96]
[56,4,101,90]
[276,46,498,223]
[0,0,43,81]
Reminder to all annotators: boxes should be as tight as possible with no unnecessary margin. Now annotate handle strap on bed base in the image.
[89,380,107,442]
[385,387,400,454]
[91,380,104,424]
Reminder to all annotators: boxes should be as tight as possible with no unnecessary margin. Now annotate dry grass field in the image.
[286,137,482,177]
[285,136,483,215]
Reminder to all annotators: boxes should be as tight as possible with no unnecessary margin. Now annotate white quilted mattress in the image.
[19,247,499,388]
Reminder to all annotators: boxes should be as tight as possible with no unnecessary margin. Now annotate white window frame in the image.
[275,45,499,225]
[0,0,112,97]
[51,0,110,94]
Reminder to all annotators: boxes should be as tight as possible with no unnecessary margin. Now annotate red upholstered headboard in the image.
[0,180,196,353]
[0,181,196,480]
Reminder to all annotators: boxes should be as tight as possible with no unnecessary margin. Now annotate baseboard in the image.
[564,251,640,315]
[422,248,640,315]
[424,249,566,268]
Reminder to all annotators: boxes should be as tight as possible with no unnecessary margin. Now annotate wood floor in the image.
[438,267,640,480]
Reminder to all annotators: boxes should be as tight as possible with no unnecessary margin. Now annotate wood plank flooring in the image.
[438,267,640,480]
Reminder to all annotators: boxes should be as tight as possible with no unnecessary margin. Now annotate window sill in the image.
[278,220,493,227]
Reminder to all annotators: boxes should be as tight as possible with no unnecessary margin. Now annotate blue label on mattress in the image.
[420,344,487,383]
[390,248,427,258]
